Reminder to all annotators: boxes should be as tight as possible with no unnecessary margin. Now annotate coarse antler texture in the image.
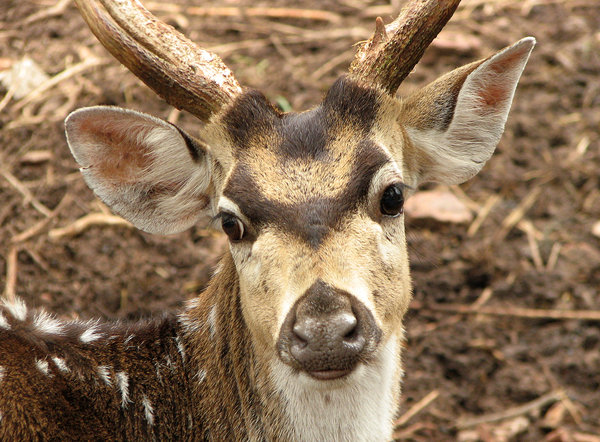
[349,0,461,95]
[75,0,242,122]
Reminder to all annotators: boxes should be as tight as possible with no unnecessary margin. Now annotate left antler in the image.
[75,0,243,122]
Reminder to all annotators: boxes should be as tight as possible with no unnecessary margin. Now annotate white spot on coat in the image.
[51,356,69,373]
[80,325,102,343]
[207,305,217,339]
[116,371,130,408]
[97,365,112,385]
[212,262,224,277]
[196,368,206,384]
[2,297,27,321]
[0,365,5,382]
[35,359,51,376]
[155,362,163,383]
[164,355,174,371]
[142,395,154,426]
[0,312,10,330]
[34,311,64,335]
[175,336,186,363]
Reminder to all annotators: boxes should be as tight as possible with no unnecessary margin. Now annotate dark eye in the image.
[221,214,245,241]
[380,184,404,217]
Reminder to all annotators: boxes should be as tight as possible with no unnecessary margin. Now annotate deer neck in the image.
[180,252,268,439]
[180,251,404,441]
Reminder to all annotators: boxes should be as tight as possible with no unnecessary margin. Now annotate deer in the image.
[0,0,534,439]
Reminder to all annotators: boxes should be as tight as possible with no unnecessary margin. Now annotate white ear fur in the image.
[65,106,213,235]
[405,37,535,185]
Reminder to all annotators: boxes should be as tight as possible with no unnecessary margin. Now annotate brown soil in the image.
[1,0,599,440]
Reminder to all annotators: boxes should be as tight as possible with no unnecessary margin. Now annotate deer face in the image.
[213,78,411,379]
[66,38,533,383]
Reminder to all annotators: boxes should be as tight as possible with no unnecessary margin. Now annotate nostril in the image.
[343,326,357,339]
[336,312,357,340]
[292,317,317,344]
[292,324,309,344]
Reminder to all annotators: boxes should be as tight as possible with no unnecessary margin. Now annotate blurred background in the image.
[1,0,599,439]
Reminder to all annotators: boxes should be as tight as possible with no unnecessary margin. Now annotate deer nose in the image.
[277,280,381,380]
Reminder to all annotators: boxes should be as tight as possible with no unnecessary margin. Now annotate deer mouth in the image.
[307,369,353,381]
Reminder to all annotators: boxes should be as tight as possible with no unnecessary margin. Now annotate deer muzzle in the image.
[277,280,382,380]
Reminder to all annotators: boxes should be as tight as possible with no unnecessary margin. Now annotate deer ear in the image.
[65,106,214,235]
[400,37,535,185]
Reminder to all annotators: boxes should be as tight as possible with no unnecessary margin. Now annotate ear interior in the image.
[401,37,535,186]
[65,106,213,235]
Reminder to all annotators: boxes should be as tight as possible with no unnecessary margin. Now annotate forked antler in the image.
[349,0,461,95]
[75,0,242,122]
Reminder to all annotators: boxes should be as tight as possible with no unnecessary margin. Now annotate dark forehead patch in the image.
[221,89,281,149]
[321,75,380,134]
[276,76,381,160]
[223,139,389,248]
[277,109,328,160]
[219,76,381,160]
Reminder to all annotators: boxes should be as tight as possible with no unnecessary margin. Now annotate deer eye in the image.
[380,184,404,217]
[221,214,245,242]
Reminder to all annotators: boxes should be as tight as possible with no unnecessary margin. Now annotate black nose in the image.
[277,280,381,380]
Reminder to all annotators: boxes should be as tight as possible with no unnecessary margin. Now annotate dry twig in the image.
[311,50,354,81]
[144,3,342,23]
[520,219,544,271]
[22,0,72,25]
[411,301,600,322]
[12,193,71,243]
[14,57,107,111]
[467,194,501,237]
[3,246,19,302]
[456,390,564,429]
[394,389,440,428]
[494,187,541,243]
[49,212,133,240]
[0,168,52,217]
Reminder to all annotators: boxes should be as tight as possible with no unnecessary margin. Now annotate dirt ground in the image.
[1,0,599,440]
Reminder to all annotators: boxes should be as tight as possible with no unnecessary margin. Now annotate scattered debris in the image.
[0,57,49,100]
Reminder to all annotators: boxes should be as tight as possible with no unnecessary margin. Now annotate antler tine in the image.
[75,0,242,122]
[349,0,461,95]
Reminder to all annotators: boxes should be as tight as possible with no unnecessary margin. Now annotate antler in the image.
[75,0,242,122]
[349,0,461,95]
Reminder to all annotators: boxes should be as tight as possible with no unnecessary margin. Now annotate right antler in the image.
[349,0,461,95]
[75,0,242,122]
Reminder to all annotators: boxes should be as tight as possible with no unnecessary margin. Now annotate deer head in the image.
[64,0,534,428]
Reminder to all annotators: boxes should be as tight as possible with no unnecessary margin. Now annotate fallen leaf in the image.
[0,56,49,99]
[491,416,529,440]
[405,189,473,224]
[542,402,566,429]
[592,221,600,238]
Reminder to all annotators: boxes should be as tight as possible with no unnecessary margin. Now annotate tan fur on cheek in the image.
[234,232,292,351]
